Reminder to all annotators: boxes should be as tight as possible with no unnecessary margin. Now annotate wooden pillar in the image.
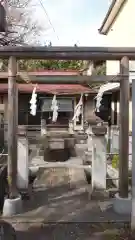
[119,56,129,198]
[117,92,120,126]
[113,93,117,125]
[111,92,117,125]
[107,122,111,154]
[8,56,18,198]
[131,79,135,229]
[131,79,135,230]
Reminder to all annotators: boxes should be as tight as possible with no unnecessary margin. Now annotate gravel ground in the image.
[0,221,131,240]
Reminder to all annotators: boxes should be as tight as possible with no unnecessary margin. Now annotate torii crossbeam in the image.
[0,46,135,60]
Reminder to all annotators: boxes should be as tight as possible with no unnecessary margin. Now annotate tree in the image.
[0,0,45,46]
[94,63,106,75]
[0,1,83,71]
[0,59,84,72]
[18,59,84,71]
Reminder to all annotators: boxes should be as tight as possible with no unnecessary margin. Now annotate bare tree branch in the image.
[0,0,46,46]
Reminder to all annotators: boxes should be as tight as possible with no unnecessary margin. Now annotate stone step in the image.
[75,144,88,157]
[30,156,44,166]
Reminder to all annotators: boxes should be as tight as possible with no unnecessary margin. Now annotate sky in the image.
[31,0,111,46]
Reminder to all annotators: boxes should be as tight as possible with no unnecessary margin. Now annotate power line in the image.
[38,0,59,41]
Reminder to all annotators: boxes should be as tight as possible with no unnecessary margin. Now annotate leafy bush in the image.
[112,154,119,169]
[107,141,110,153]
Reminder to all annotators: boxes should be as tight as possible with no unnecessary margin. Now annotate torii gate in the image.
[0,46,133,224]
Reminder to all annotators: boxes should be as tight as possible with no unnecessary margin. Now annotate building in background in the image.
[99,0,133,131]
[0,70,98,144]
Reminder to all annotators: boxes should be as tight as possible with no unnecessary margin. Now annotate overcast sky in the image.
[31,0,111,46]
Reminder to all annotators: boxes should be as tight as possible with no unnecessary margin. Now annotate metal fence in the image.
[110,126,132,168]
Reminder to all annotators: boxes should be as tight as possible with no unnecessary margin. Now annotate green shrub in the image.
[106,141,110,153]
[112,154,119,169]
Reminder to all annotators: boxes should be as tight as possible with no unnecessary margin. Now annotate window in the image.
[41,97,73,112]
[41,97,73,126]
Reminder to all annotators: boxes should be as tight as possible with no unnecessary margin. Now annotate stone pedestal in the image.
[41,119,47,136]
[83,125,93,183]
[83,151,92,184]
[86,125,93,152]
[68,120,74,135]
[91,125,107,191]
[17,126,28,190]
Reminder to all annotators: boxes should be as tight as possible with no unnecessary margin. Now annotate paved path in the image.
[1,159,130,239]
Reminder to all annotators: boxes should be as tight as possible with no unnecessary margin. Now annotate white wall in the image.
[106,0,135,74]
[107,0,135,47]
[104,0,134,131]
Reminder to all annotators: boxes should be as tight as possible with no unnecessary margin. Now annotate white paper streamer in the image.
[95,83,120,112]
[72,94,83,121]
[51,95,59,122]
[30,86,37,116]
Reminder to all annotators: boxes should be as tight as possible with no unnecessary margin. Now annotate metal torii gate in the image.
[0,46,132,221]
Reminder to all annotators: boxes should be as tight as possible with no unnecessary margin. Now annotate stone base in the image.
[3,196,22,217]
[91,189,109,200]
[113,193,131,214]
